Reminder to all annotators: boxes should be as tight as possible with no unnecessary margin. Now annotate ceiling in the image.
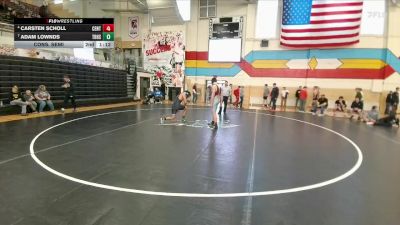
[95,0,256,26]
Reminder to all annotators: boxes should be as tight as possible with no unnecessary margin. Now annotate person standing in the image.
[239,86,245,109]
[355,88,363,102]
[295,86,302,111]
[280,87,289,111]
[385,91,393,115]
[192,84,198,104]
[61,75,76,112]
[219,81,231,114]
[263,84,270,108]
[311,86,320,114]
[160,81,166,99]
[229,84,233,105]
[233,86,240,108]
[299,86,308,112]
[393,87,399,113]
[209,77,222,129]
[206,84,212,105]
[270,83,279,111]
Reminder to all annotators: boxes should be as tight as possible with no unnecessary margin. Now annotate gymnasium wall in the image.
[183,1,400,110]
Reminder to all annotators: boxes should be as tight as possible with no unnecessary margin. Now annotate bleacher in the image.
[0,55,131,114]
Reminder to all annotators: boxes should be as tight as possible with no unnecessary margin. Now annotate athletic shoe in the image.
[366,121,374,126]
[318,114,324,117]
[312,112,316,116]
[60,108,65,113]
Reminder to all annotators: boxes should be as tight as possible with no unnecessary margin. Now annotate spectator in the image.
[299,86,308,112]
[295,86,302,111]
[350,97,363,121]
[311,86,320,113]
[35,85,54,112]
[160,81,166,99]
[61,75,77,112]
[362,106,379,123]
[229,84,233,104]
[385,91,393,115]
[23,90,37,113]
[0,0,6,11]
[233,86,240,108]
[9,85,29,116]
[355,88,363,102]
[10,10,17,19]
[192,84,198,104]
[280,87,289,111]
[313,94,328,116]
[239,86,244,109]
[263,84,270,108]
[394,87,399,112]
[333,96,347,116]
[367,108,399,127]
[206,84,212,104]
[219,81,231,114]
[270,83,279,111]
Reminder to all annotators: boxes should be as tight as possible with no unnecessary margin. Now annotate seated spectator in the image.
[350,97,364,121]
[34,85,54,112]
[362,106,379,123]
[9,85,30,116]
[23,89,38,113]
[312,94,328,116]
[367,108,399,127]
[334,96,347,116]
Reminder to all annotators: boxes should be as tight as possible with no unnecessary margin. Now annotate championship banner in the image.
[143,31,185,87]
[128,16,139,39]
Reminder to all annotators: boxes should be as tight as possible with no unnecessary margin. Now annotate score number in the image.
[102,24,114,41]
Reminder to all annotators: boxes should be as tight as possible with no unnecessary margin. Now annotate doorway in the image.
[140,77,150,99]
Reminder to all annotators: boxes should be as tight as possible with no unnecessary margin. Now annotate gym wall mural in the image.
[142,31,185,87]
[185,48,400,79]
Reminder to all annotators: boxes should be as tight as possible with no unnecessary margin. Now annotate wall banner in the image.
[143,31,185,87]
[129,16,139,39]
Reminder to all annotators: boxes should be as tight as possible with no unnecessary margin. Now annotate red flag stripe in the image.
[312,2,363,8]
[310,18,361,24]
[282,25,360,33]
[281,33,359,41]
[311,10,362,16]
[280,40,360,48]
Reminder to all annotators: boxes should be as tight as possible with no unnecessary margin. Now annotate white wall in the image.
[184,0,400,92]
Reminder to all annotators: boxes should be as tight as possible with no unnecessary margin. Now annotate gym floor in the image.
[0,105,399,225]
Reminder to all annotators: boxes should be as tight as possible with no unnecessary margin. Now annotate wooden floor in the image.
[0,102,140,123]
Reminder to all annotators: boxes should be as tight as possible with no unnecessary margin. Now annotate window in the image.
[199,0,216,18]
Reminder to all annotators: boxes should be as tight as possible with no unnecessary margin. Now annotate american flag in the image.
[281,0,363,48]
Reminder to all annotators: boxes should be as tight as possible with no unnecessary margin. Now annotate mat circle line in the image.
[29,108,363,198]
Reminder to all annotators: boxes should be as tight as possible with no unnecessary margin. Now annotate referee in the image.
[219,81,231,114]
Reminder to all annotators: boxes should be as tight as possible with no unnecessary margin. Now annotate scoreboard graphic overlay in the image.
[14,18,114,48]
